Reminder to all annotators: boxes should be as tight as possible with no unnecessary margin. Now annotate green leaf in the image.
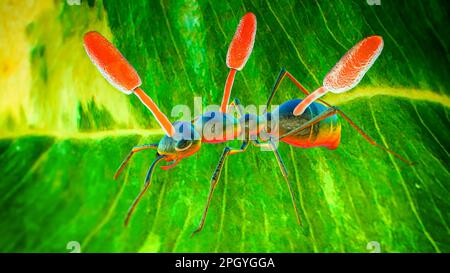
[0,0,449,252]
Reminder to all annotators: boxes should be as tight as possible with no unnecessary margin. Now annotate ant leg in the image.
[252,140,302,225]
[192,142,249,236]
[114,144,158,179]
[284,70,311,96]
[264,68,287,112]
[264,68,311,113]
[331,109,413,165]
[124,154,166,226]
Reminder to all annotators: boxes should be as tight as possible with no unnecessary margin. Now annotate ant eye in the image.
[175,139,192,151]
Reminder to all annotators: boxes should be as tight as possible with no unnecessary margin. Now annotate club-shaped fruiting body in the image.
[293,36,384,116]
[83,31,141,94]
[324,36,384,93]
[226,12,257,71]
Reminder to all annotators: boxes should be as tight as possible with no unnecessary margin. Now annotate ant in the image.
[83,12,411,235]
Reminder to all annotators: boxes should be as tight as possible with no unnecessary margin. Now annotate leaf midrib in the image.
[1,87,448,140]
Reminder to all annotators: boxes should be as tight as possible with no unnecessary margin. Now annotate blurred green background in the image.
[0,0,449,252]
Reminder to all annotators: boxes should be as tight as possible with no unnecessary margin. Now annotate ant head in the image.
[156,121,201,168]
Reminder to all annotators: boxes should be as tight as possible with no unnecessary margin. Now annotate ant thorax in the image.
[193,111,241,143]
[189,111,270,143]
